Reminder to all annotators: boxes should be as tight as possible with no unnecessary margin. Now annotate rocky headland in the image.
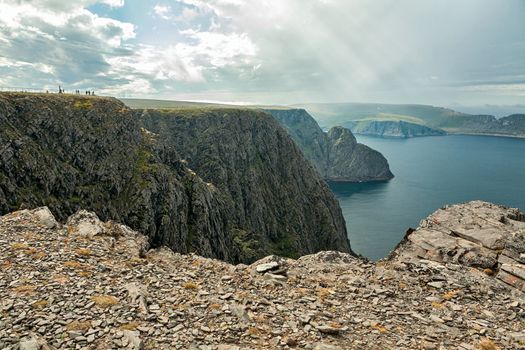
[345,120,446,138]
[265,109,393,182]
[1,201,524,349]
[295,103,525,139]
[0,93,350,263]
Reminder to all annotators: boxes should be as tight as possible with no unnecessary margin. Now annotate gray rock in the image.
[66,210,106,238]
[229,304,251,325]
[122,330,144,350]
[255,262,279,273]
[19,338,39,350]
[124,283,148,314]
[313,343,344,350]
[32,207,59,229]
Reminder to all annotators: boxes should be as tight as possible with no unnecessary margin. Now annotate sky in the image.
[1,0,525,107]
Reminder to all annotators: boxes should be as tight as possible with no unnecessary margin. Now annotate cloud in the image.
[0,0,259,96]
[153,4,172,20]
[10,0,124,12]
[1,0,525,105]
[0,0,135,90]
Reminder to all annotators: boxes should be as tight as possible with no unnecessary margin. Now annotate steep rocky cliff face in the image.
[345,120,446,138]
[325,127,393,181]
[0,93,351,263]
[138,108,351,259]
[266,109,393,182]
[0,92,239,261]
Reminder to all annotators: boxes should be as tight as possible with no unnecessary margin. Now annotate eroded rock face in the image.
[138,108,352,259]
[0,92,238,262]
[325,126,393,182]
[265,109,394,182]
[391,200,525,292]
[1,207,524,349]
[0,93,351,263]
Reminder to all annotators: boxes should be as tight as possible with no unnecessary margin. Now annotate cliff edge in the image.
[0,203,523,349]
[266,109,393,182]
[0,93,351,263]
[138,108,351,260]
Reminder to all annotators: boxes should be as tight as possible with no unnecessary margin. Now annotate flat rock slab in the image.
[255,261,280,273]
[452,227,507,250]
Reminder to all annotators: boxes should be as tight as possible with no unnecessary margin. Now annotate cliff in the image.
[345,120,446,138]
[439,114,525,137]
[0,93,351,263]
[138,108,351,259]
[295,102,525,139]
[266,109,393,182]
[0,203,523,349]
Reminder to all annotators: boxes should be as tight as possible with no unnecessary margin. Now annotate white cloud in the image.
[177,29,257,68]
[1,0,525,105]
[153,4,172,20]
[106,29,258,84]
[0,0,135,91]
[107,45,205,83]
[5,0,125,12]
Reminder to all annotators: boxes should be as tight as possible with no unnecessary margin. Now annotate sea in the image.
[329,134,525,260]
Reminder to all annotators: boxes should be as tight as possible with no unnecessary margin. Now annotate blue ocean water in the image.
[329,135,525,260]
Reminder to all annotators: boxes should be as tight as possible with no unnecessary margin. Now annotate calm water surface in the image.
[330,135,525,260]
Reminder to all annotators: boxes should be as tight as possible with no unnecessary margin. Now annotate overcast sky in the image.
[1,0,525,106]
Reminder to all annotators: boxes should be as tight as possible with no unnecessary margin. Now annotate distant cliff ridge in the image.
[0,93,351,263]
[266,108,393,182]
[296,102,525,139]
[346,120,446,138]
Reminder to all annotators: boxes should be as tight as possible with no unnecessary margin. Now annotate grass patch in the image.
[120,322,140,331]
[52,275,69,284]
[431,301,445,309]
[371,323,388,333]
[75,248,92,257]
[317,288,332,299]
[208,303,222,310]
[12,284,36,295]
[66,320,92,331]
[63,260,86,269]
[442,289,462,300]
[477,339,500,350]
[11,243,29,250]
[32,300,49,309]
[182,281,198,290]
[73,100,93,109]
[91,295,119,308]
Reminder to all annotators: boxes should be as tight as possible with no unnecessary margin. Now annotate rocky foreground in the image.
[1,202,525,350]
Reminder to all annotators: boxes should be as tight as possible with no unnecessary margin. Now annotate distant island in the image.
[296,103,525,139]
